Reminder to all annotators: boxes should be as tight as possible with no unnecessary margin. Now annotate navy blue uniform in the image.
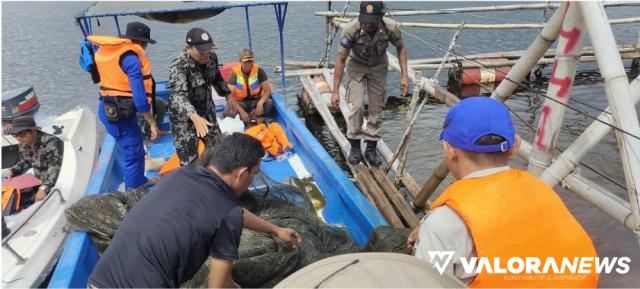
[89,165,243,288]
[97,52,150,190]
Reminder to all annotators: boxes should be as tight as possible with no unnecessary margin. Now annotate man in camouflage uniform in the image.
[2,116,63,202]
[331,1,409,167]
[168,28,229,166]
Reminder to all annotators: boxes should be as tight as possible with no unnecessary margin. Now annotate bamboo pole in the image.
[332,16,640,30]
[319,1,332,68]
[283,68,331,77]
[299,75,355,177]
[407,53,640,70]
[540,76,640,186]
[432,22,464,81]
[370,167,420,228]
[408,44,637,65]
[315,2,638,17]
[354,164,405,228]
[397,71,423,183]
[528,3,585,176]
[491,3,565,101]
[579,2,640,242]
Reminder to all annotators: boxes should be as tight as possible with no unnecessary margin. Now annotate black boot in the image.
[348,138,363,165]
[365,140,382,167]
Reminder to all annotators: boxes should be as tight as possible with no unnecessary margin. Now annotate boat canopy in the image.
[75,1,289,97]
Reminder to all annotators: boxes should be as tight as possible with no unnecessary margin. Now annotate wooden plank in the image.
[354,164,404,228]
[370,167,420,228]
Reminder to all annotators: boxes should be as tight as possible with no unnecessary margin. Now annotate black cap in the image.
[9,115,40,134]
[186,27,216,52]
[121,22,156,44]
[359,1,385,23]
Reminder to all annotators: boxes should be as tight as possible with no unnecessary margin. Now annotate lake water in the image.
[2,1,640,286]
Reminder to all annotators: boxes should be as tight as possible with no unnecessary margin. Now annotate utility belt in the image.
[100,95,137,122]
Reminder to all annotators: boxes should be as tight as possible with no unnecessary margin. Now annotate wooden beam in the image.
[354,164,405,228]
[370,167,420,228]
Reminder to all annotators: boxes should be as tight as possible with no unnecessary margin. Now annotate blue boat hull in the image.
[48,82,386,288]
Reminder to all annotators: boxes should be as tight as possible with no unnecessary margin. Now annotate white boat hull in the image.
[2,106,99,288]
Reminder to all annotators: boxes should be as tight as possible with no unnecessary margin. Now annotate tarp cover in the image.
[79,1,282,24]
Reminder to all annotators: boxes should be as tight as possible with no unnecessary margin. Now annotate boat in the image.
[47,2,387,288]
[2,106,99,288]
[2,87,41,169]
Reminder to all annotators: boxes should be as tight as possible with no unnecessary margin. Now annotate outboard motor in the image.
[2,87,40,168]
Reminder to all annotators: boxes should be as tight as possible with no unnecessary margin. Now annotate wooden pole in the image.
[370,167,420,228]
[354,164,405,228]
[413,161,450,210]
[432,22,464,81]
[315,2,638,17]
[333,16,640,30]
[396,71,422,184]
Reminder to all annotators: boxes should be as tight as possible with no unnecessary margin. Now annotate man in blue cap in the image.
[406,97,598,287]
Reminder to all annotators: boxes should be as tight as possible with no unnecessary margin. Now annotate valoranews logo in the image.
[427,251,631,276]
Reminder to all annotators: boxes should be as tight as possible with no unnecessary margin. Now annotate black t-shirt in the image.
[89,165,243,288]
[227,67,268,99]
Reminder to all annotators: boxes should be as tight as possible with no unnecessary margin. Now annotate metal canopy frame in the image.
[74,1,289,100]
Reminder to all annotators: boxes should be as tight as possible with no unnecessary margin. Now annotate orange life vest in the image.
[432,169,599,288]
[245,123,293,157]
[232,63,268,100]
[159,141,206,176]
[2,186,20,215]
[88,35,153,98]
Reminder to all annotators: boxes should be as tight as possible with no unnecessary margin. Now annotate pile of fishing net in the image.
[65,171,411,288]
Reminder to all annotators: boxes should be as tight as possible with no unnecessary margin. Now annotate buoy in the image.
[448,58,511,98]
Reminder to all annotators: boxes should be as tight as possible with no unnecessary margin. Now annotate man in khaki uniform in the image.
[331,1,409,166]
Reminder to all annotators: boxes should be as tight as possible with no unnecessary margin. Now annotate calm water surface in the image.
[3,1,640,286]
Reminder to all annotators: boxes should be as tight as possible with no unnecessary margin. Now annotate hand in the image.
[2,169,12,180]
[35,187,47,202]
[274,227,302,248]
[189,113,214,138]
[239,110,250,124]
[400,76,410,97]
[255,100,265,117]
[149,123,159,141]
[331,92,340,109]
[406,226,419,252]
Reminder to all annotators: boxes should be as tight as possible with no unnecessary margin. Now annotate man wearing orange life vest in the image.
[89,22,159,190]
[225,48,274,124]
[407,97,599,287]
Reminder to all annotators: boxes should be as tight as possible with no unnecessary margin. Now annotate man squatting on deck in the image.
[168,27,229,166]
[2,115,63,202]
[90,22,160,190]
[331,1,409,167]
[407,97,599,287]
[89,133,301,288]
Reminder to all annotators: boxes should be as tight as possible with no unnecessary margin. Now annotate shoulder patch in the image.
[340,36,353,48]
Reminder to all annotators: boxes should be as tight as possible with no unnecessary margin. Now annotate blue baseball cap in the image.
[439,97,515,153]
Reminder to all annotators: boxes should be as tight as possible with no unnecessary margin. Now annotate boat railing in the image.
[2,187,65,263]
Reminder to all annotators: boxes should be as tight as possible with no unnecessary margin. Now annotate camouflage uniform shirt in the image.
[9,131,64,193]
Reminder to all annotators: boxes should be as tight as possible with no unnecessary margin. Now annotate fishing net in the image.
[65,172,412,287]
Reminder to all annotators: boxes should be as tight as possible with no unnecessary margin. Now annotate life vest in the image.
[232,63,263,100]
[432,169,599,288]
[87,35,153,98]
[2,186,20,216]
[245,123,293,157]
[159,141,206,176]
